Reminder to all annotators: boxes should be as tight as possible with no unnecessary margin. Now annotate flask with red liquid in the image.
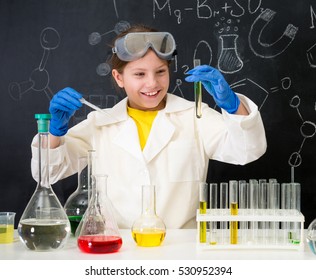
[77,174,122,254]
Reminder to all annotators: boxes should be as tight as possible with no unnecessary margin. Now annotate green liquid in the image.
[68,215,82,235]
[18,219,70,251]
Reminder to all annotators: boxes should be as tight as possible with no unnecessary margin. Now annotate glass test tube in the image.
[238,181,248,244]
[219,182,228,245]
[290,183,301,244]
[267,182,280,244]
[193,59,202,118]
[281,183,291,244]
[199,182,208,243]
[229,180,238,244]
[249,180,259,243]
[259,182,268,244]
[209,183,218,245]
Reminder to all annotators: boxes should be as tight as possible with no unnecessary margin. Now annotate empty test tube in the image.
[193,59,202,118]
[199,182,208,243]
[249,180,259,243]
[259,182,268,243]
[209,183,218,245]
[238,181,248,244]
[267,182,280,244]
[220,182,228,244]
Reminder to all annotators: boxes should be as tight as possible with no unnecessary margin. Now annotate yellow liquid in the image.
[132,229,166,247]
[199,201,207,243]
[230,202,238,244]
[0,224,14,244]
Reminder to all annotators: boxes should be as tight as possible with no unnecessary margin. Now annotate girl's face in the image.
[112,50,170,111]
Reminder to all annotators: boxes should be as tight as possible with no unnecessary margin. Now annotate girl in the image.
[31,24,266,229]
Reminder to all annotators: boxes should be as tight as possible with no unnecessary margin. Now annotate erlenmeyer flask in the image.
[74,149,95,237]
[18,114,70,251]
[77,174,122,254]
[64,156,89,235]
[131,185,166,247]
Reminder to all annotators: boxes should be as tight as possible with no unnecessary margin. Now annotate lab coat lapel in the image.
[143,113,175,163]
[113,118,144,163]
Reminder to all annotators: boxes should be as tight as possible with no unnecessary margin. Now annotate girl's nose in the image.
[146,74,158,87]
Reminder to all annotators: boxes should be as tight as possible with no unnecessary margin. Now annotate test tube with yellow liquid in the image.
[193,59,202,118]
[199,183,208,243]
[229,180,238,244]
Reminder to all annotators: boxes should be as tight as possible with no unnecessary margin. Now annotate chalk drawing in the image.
[88,20,130,77]
[249,8,298,58]
[8,27,60,101]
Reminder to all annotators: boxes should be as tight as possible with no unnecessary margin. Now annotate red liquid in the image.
[77,235,122,254]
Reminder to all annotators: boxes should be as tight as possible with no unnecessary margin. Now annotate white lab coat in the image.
[31,93,266,229]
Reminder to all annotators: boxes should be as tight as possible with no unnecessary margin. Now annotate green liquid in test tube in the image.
[193,59,202,118]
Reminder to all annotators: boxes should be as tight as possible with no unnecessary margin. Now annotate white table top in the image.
[0,229,315,260]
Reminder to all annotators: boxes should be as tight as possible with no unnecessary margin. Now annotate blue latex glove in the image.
[49,87,83,136]
[185,65,240,114]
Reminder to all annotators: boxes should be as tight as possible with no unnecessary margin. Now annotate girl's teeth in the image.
[144,91,158,96]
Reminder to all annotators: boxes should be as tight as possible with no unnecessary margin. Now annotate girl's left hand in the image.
[185,65,240,114]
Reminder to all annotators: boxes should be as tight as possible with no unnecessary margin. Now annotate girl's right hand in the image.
[49,87,83,136]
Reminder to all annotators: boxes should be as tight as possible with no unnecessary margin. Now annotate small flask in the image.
[307,218,316,255]
[64,156,89,235]
[77,174,122,254]
[18,114,71,251]
[131,185,166,247]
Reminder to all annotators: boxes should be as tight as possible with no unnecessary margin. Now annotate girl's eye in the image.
[157,68,168,75]
[135,72,145,77]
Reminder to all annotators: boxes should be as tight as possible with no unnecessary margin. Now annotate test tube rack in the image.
[196,209,305,251]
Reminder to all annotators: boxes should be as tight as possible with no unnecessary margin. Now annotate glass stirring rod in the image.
[79,98,115,119]
[193,59,202,118]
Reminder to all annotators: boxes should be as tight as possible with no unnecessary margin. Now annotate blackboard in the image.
[1,0,316,228]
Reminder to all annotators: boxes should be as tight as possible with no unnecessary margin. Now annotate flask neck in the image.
[141,185,157,216]
[87,150,96,202]
[91,174,108,204]
[77,156,88,191]
[37,131,50,189]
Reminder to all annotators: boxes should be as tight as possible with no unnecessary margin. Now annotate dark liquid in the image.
[18,219,70,251]
[68,215,82,235]
[78,235,122,254]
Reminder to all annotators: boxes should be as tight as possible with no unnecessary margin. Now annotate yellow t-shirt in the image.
[127,106,158,150]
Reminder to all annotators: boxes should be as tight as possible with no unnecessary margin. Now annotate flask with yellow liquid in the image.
[131,185,166,247]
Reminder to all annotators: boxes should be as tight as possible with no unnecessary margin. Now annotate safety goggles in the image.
[112,32,176,61]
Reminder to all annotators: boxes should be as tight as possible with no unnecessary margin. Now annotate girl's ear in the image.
[112,69,124,88]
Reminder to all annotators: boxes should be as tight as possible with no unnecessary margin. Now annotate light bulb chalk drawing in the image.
[8,27,60,101]
[249,8,298,58]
